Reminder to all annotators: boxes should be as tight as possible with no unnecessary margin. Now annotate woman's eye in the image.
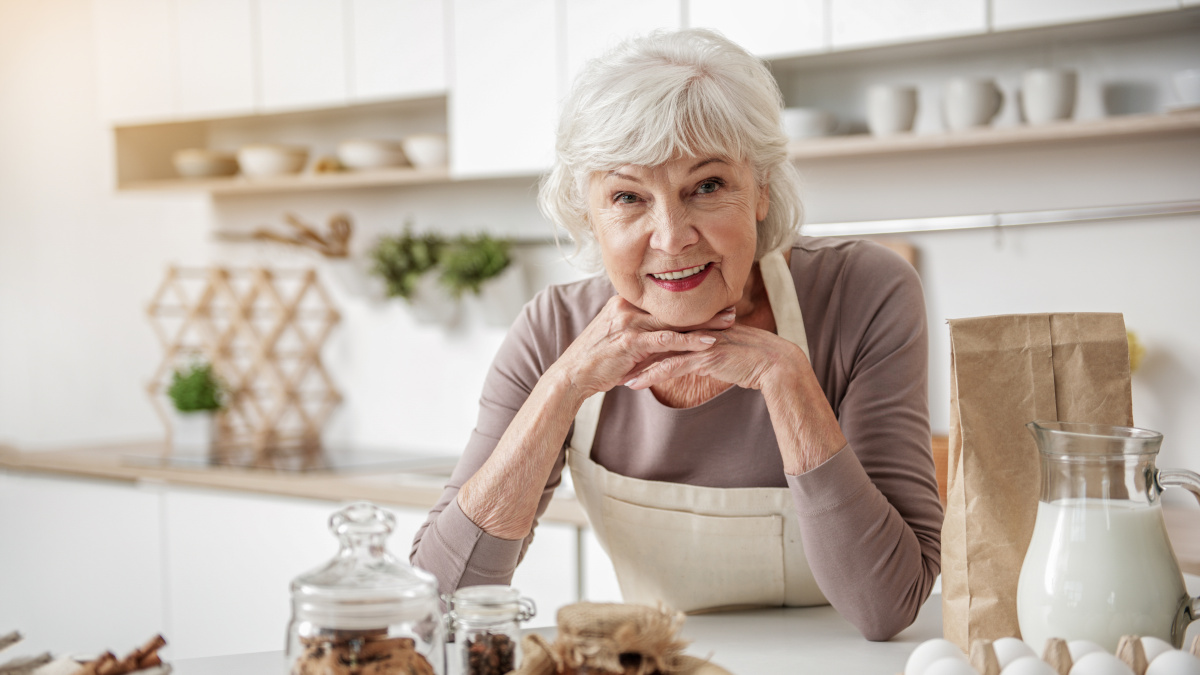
[696,179,723,194]
[614,192,639,204]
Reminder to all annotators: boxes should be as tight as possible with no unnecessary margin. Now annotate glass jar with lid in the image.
[447,585,536,675]
[286,502,445,675]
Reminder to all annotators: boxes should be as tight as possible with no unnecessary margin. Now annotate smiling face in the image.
[587,155,769,328]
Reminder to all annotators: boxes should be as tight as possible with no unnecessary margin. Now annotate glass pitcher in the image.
[1016,421,1200,653]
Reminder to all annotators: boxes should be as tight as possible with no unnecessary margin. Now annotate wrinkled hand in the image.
[623,323,806,393]
[553,295,736,401]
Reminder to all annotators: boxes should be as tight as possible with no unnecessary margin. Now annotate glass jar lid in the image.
[449,585,536,626]
[290,502,439,629]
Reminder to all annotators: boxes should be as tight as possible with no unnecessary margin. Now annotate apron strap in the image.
[759,246,810,362]
[573,392,605,458]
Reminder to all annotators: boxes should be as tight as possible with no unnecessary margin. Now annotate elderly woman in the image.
[411,29,941,640]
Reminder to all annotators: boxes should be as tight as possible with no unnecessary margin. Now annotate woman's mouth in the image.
[647,263,712,291]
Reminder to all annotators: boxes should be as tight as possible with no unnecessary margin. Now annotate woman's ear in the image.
[756,179,771,222]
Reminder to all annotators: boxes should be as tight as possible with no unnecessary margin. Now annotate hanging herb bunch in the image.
[368,228,445,301]
[438,234,513,298]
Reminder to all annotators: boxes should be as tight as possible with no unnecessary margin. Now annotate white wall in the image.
[1,0,1198,486]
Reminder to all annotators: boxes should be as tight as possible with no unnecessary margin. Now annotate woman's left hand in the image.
[623,323,801,392]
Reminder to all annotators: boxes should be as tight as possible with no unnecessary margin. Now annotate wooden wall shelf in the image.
[787,109,1200,161]
[119,166,451,195]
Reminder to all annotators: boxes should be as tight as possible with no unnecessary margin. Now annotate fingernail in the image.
[720,312,735,321]
[624,378,639,388]
[699,336,716,344]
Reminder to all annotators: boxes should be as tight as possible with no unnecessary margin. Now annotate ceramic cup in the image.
[1172,69,1200,107]
[1021,68,1077,124]
[781,107,837,139]
[866,85,918,137]
[943,77,1003,131]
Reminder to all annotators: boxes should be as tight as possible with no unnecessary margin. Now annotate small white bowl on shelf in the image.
[237,144,309,178]
[172,149,239,178]
[336,139,409,171]
[401,134,448,169]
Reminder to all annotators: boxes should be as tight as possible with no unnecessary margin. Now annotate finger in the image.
[626,352,709,389]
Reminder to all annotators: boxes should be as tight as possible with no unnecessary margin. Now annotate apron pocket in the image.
[601,495,786,613]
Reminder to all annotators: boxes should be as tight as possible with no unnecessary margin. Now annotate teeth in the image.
[651,263,707,281]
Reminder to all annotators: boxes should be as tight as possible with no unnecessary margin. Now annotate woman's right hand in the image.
[550,294,735,402]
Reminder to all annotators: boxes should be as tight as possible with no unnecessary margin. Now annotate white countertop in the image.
[170,575,1200,675]
[172,597,943,675]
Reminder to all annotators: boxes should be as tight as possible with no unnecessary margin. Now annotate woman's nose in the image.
[647,201,699,255]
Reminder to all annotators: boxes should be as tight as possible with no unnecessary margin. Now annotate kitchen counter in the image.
[0,442,590,527]
[170,575,1200,675]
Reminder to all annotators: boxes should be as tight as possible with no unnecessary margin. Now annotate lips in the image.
[647,263,712,292]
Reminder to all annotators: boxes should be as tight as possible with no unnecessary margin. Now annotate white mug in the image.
[781,107,837,139]
[866,85,918,137]
[1021,68,1077,125]
[943,77,1003,131]
[1173,69,1200,107]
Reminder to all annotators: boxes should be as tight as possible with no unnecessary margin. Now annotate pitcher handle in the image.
[1159,468,1200,506]
[1157,467,1200,647]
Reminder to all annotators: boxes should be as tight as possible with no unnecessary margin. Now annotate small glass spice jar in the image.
[286,502,445,675]
[447,585,536,675]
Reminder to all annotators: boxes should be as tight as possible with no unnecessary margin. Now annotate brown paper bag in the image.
[941,313,1133,650]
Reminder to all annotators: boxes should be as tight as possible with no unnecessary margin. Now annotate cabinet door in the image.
[175,0,256,119]
[163,488,432,660]
[92,0,175,123]
[992,0,1178,31]
[257,0,349,112]
[563,0,682,91]
[349,0,448,103]
[688,0,825,58]
[0,473,164,657]
[450,0,558,178]
[830,0,987,50]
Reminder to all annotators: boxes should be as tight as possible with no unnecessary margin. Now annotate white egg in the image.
[924,656,981,675]
[994,637,1038,668]
[1068,640,1107,662]
[1146,651,1200,675]
[1140,637,1176,664]
[906,639,968,675]
[1070,652,1135,675]
[1001,655,1058,675]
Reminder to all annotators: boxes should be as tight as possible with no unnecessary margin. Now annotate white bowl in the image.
[401,134,448,169]
[237,144,309,178]
[172,149,238,178]
[337,139,409,170]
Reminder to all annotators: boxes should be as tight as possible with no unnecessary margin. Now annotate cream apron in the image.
[566,248,829,613]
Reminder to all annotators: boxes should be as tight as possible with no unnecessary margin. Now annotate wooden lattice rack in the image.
[146,266,342,467]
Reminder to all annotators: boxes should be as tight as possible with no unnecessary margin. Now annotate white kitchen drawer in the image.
[992,0,1179,32]
[830,0,987,50]
[688,0,825,58]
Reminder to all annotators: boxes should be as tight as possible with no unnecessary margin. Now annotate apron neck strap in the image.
[759,245,811,362]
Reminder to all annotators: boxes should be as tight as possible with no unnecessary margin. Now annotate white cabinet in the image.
[175,0,256,119]
[510,521,581,627]
[992,0,1178,31]
[349,0,448,103]
[563,0,683,92]
[830,0,987,50]
[688,0,825,58]
[450,0,559,178]
[0,473,164,657]
[256,0,349,112]
[92,0,175,123]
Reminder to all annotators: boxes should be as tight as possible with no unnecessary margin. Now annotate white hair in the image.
[538,28,803,270]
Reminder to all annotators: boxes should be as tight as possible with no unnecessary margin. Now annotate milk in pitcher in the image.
[1016,498,1187,652]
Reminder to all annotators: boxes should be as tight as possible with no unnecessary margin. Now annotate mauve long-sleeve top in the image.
[410,236,943,640]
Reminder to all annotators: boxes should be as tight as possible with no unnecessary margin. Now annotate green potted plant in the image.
[166,360,223,458]
[368,229,456,323]
[439,234,526,328]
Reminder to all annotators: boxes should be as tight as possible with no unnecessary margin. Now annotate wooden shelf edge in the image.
[788,109,1200,160]
[118,166,453,195]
